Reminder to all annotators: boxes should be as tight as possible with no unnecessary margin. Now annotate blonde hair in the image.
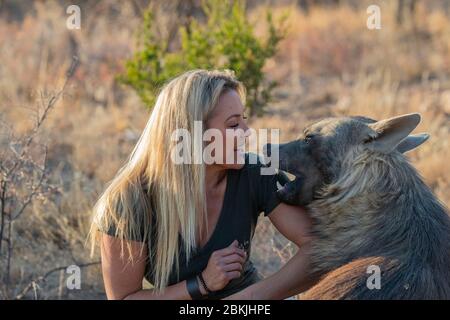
[89,69,246,291]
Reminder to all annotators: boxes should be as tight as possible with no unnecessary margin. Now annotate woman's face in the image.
[205,89,250,170]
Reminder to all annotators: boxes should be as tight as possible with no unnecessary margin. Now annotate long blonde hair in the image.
[89,69,246,290]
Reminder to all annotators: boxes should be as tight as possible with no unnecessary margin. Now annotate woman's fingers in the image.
[221,248,246,259]
[222,253,245,265]
[203,240,249,291]
[217,242,246,258]
[226,271,241,281]
[222,262,243,272]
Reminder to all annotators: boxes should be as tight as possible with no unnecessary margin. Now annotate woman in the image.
[89,69,313,300]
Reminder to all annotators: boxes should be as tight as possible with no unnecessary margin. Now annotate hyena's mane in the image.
[308,146,450,277]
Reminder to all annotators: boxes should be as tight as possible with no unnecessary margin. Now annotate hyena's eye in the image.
[363,135,376,144]
[304,134,314,144]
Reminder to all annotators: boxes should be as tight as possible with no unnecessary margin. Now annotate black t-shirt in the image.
[103,153,289,299]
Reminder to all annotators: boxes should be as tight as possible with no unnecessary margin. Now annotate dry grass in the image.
[0,0,448,299]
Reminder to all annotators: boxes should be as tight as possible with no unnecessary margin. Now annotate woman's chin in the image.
[220,151,245,169]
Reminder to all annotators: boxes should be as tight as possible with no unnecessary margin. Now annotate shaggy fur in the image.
[270,114,450,299]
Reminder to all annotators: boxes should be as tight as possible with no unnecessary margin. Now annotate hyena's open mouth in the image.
[276,170,302,204]
[263,144,301,204]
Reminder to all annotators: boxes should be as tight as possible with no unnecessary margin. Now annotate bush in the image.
[118,0,287,116]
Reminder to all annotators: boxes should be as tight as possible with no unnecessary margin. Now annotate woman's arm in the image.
[225,203,318,300]
[101,234,193,300]
[102,235,247,300]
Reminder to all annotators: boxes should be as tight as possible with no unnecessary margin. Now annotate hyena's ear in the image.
[365,113,421,153]
[397,133,430,153]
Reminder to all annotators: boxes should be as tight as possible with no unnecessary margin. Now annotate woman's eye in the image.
[228,115,247,128]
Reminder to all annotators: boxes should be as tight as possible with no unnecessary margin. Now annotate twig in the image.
[11,147,48,221]
[0,56,79,292]
[0,179,6,253]
[15,261,100,300]
[3,56,79,180]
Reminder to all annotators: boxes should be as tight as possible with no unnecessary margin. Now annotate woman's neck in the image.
[205,165,227,190]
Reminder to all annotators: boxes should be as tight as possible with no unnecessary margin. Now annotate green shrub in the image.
[118,0,287,116]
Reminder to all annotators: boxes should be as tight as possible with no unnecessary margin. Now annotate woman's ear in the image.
[365,113,421,153]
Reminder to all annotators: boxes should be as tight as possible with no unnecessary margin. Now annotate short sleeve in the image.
[100,222,146,243]
[247,153,290,217]
[97,194,150,243]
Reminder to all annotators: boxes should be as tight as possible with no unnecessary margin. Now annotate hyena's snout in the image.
[264,140,326,207]
[263,143,291,172]
[263,142,306,206]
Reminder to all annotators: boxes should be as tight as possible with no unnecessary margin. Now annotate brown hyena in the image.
[265,113,450,299]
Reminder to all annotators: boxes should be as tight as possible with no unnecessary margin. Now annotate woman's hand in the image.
[226,204,314,300]
[201,240,246,292]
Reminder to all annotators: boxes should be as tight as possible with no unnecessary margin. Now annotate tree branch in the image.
[15,261,100,300]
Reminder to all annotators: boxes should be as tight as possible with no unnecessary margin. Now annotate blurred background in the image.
[0,0,449,299]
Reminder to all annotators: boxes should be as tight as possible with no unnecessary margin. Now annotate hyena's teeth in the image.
[277,181,283,191]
